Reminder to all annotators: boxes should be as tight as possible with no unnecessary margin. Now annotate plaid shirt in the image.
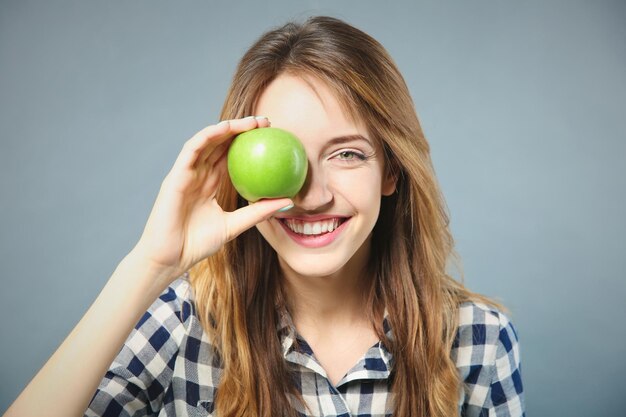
[86,277,524,417]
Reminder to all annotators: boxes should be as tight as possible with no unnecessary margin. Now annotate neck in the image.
[278,240,373,329]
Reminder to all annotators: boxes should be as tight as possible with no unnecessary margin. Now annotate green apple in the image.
[227,127,308,202]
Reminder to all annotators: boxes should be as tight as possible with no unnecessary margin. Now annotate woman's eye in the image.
[335,150,366,161]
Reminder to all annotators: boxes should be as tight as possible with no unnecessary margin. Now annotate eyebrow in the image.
[325,134,374,149]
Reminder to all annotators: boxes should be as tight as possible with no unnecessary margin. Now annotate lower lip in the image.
[277,218,350,248]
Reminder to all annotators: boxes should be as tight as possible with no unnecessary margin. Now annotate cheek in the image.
[256,220,272,243]
[255,220,273,241]
[328,167,384,207]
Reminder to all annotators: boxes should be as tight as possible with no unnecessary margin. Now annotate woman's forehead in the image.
[254,73,371,145]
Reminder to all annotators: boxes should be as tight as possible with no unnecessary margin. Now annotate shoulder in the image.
[87,275,208,415]
[130,275,201,350]
[453,301,525,416]
[455,301,519,353]
[116,275,199,361]
[95,275,200,383]
[453,301,521,370]
[140,274,196,328]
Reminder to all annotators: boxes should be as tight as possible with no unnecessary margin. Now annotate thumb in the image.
[225,198,293,240]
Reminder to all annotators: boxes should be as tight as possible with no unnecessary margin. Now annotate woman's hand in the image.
[131,116,292,280]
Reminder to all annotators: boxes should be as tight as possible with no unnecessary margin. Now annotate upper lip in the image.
[274,214,349,222]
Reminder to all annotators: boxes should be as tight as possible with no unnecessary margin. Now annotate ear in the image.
[381,169,398,196]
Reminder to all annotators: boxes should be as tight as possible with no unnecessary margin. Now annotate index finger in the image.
[195,116,272,167]
[177,116,271,171]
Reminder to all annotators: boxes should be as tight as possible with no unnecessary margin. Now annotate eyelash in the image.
[333,150,369,162]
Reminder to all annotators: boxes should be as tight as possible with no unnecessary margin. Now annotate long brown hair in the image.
[190,16,499,417]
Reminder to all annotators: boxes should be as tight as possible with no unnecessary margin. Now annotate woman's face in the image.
[254,74,396,279]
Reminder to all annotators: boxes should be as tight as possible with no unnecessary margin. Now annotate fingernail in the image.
[277,204,294,213]
[255,116,271,126]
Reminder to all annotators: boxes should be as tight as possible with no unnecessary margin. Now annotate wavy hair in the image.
[190,15,499,417]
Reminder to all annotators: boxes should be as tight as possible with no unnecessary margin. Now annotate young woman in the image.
[6,16,524,417]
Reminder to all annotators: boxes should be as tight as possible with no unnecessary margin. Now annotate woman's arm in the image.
[4,117,292,417]
[4,251,177,417]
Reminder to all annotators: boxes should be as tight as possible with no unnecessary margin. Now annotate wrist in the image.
[127,243,183,277]
[110,250,182,307]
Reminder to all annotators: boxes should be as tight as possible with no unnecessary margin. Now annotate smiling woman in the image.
[254,74,395,277]
[5,16,524,417]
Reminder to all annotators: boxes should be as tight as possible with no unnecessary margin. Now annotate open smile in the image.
[276,216,350,248]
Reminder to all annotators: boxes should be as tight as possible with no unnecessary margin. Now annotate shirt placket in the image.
[281,327,393,417]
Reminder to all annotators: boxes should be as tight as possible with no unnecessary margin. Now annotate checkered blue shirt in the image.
[86,277,524,416]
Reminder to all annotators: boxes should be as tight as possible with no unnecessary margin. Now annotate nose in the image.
[292,164,333,211]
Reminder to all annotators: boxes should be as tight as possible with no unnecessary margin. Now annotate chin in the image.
[277,251,353,279]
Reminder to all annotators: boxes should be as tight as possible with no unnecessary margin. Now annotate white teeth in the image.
[284,218,342,236]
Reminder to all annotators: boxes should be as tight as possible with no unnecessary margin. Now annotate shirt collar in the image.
[276,307,394,386]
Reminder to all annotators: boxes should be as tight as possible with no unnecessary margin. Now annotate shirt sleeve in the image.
[85,278,194,417]
[456,303,525,417]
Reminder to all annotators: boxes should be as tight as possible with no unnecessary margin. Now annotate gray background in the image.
[1,0,624,415]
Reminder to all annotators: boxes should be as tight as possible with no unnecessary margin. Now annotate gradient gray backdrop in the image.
[1,1,625,415]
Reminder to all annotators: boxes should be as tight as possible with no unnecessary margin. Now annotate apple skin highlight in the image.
[227,127,308,202]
